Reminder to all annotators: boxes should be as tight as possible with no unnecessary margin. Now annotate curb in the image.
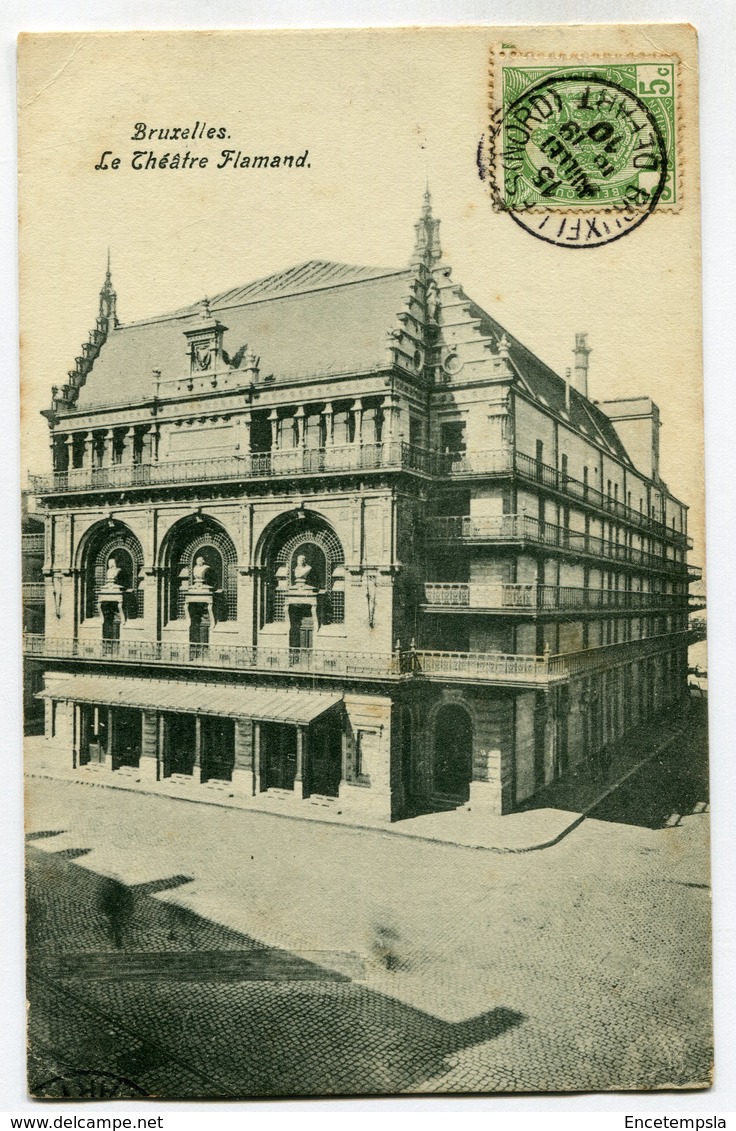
[24,722,689,856]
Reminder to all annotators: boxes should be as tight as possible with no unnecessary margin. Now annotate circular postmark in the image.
[481,72,668,248]
[31,1069,149,1100]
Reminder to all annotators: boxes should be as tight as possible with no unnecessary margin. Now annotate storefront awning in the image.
[40,674,343,725]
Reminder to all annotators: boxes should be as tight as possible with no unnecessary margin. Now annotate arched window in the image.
[165,518,238,624]
[82,523,144,621]
[262,515,345,626]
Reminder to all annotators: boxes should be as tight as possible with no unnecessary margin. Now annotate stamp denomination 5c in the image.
[485,50,681,247]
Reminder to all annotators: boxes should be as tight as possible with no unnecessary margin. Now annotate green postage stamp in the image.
[488,55,679,225]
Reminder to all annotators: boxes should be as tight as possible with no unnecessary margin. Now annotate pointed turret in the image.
[410,186,442,268]
[98,248,119,329]
[51,254,119,413]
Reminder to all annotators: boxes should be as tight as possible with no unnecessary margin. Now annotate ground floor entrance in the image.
[308,714,342,797]
[161,713,235,782]
[110,706,142,771]
[201,716,235,783]
[432,704,473,804]
[78,704,108,766]
[162,712,197,778]
[260,722,297,791]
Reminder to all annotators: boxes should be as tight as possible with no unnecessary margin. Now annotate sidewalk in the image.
[24,709,691,853]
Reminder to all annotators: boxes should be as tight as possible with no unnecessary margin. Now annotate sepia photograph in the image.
[17,24,712,1101]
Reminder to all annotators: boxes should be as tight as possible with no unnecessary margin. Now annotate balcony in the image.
[24,633,556,688]
[440,451,689,546]
[22,583,45,603]
[28,441,434,497]
[424,514,688,574]
[30,440,690,548]
[22,634,399,681]
[422,582,695,614]
[24,629,689,689]
[22,534,45,554]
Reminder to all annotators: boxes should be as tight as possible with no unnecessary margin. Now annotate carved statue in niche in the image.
[105,556,123,589]
[292,553,315,591]
[190,555,213,591]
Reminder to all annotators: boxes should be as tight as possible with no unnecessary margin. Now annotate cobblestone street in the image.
[25,703,711,1098]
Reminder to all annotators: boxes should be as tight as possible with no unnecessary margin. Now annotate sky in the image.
[18,27,704,557]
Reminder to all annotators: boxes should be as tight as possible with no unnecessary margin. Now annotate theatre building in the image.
[25,194,701,821]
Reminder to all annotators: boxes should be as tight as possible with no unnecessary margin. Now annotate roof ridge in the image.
[119,258,408,328]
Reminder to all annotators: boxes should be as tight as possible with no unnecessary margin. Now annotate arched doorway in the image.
[433,704,473,803]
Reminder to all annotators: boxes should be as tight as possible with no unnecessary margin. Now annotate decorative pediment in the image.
[183,300,228,376]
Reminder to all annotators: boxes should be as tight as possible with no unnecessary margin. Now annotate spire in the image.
[410,185,441,268]
[51,254,118,412]
[98,249,118,328]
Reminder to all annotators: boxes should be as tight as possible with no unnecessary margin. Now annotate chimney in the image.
[564,367,572,413]
[572,333,591,399]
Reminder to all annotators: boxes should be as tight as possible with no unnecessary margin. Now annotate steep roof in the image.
[74,260,411,410]
[479,307,632,463]
[60,230,631,465]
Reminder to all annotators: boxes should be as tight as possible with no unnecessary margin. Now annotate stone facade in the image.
[25,194,699,821]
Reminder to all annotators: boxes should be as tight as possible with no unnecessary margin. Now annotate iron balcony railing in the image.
[22,583,45,603]
[22,634,400,679]
[21,534,45,554]
[24,629,689,687]
[424,514,688,573]
[30,440,689,547]
[411,630,689,682]
[24,633,556,686]
[28,441,435,496]
[441,451,689,546]
[512,451,691,547]
[423,582,694,613]
[555,631,690,678]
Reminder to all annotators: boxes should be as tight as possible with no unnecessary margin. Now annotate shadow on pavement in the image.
[25,842,524,1098]
[587,700,709,830]
[517,700,708,831]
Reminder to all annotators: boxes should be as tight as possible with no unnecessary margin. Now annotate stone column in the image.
[65,433,75,473]
[194,715,202,780]
[269,409,280,451]
[253,720,261,794]
[72,703,81,768]
[137,426,151,465]
[352,398,363,446]
[140,711,158,782]
[101,429,115,468]
[321,401,334,447]
[157,713,165,780]
[294,725,306,798]
[123,426,136,464]
[82,431,94,470]
[294,405,306,447]
[106,707,114,770]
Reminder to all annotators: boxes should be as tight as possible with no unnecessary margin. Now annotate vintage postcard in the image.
[18,25,710,1098]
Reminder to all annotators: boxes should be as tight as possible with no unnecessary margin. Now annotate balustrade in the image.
[30,433,691,549]
[422,581,692,613]
[24,628,689,686]
[28,440,435,495]
[425,513,688,572]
